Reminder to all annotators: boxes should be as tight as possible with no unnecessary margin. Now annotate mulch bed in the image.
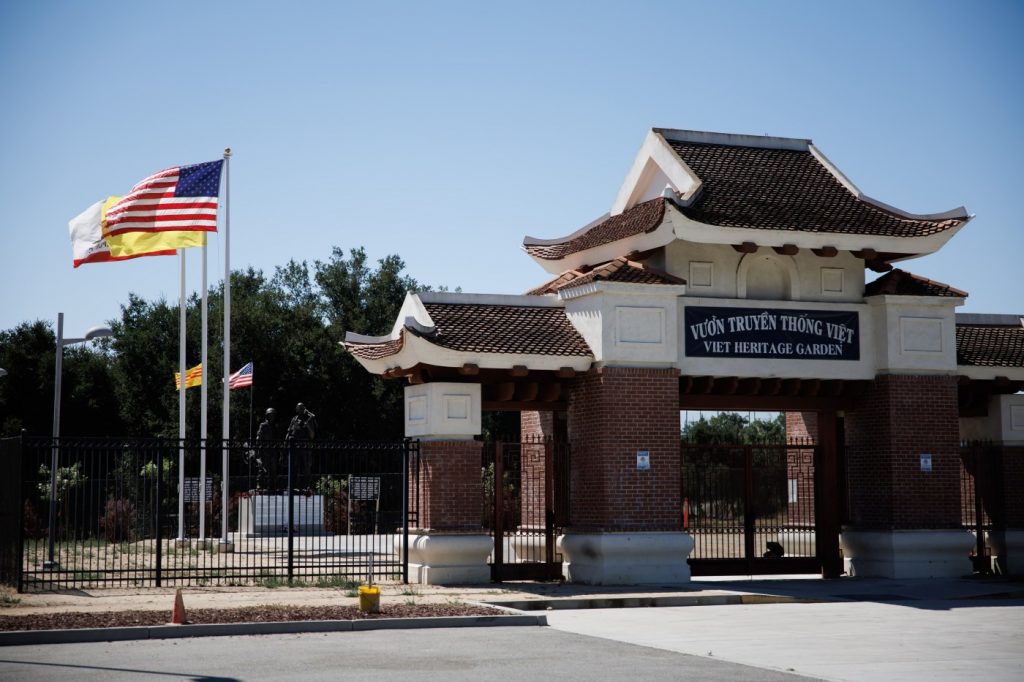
[0,603,502,631]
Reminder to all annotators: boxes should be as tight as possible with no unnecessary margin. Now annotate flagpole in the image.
[198,239,208,543]
[177,249,186,543]
[220,147,234,551]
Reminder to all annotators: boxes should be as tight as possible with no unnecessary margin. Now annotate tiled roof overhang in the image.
[957,323,1024,368]
[865,269,968,298]
[342,292,594,377]
[524,129,971,273]
[526,257,686,295]
[666,138,966,238]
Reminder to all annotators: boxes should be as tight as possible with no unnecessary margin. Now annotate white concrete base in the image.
[985,530,1024,575]
[396,533,492,585]
[558,532,694,585]
[841,530,975,579]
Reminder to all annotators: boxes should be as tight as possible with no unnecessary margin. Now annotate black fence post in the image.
[402,440,410,584]
[287,441,294,585]
[155,445,163,588]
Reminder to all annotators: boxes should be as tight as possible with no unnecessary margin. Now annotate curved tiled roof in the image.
[523,198,666,260]
[421,302,592,356]
[669,140,966,238]
[526,257,686,295]
[956,324,1024,368]
[344,330,405,360]
[865,269,968,298]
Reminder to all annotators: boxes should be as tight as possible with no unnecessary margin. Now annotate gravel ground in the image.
[0,602,502,631]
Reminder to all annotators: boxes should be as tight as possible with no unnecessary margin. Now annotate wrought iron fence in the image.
[959,440,1006,574]
[11,435,416,592]
[681,438,819,574]
[482,437,569,581]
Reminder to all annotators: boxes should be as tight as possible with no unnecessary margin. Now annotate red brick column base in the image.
[842,375,973,578]
[400,439,491,584]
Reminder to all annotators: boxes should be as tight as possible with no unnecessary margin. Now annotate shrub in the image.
[99,497,136,543]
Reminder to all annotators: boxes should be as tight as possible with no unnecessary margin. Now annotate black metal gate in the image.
[9,435,416,592]
[682,440,821,575]
[484,438,568,581]
[960,441,1006,574]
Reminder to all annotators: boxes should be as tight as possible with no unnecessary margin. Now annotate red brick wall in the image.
[413,440,484,532]
[785,412,818,523]
[845,375,961,530]
[566,367,681,532]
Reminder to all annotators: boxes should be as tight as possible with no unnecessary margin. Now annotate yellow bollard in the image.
[358,585,381,613]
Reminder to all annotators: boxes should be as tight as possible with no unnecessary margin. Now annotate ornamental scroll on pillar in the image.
[399,382,491,584]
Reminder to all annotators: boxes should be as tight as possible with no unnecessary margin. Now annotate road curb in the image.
[485,594,824,611]
[0,614,548,647]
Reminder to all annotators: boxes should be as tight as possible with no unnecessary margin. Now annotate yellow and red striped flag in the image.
[174,364,203,390]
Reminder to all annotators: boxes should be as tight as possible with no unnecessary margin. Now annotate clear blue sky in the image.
[1,0,1021,337]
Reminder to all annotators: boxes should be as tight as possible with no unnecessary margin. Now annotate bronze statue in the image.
[286,402,317,441]
[255,407,281,490]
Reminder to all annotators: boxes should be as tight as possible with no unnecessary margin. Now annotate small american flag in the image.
[228,362,253,390]
[103,160,223,238]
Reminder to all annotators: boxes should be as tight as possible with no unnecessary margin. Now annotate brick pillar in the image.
[841,374,973,578]
[559,367,692,584]
[400,382,490,584]
[414,440,483,532]
[785,412,818,526]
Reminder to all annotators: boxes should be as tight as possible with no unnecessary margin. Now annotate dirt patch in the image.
[0,603,502,631]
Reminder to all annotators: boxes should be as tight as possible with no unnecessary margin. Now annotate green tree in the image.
[681,413,785,444]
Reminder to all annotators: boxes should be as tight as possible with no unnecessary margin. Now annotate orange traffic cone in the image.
[170,588,187,625]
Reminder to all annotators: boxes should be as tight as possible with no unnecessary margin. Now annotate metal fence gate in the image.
[8,435,416,591]
[960,441,1007,574]
[682,440,822,575]
[483,438,569,581]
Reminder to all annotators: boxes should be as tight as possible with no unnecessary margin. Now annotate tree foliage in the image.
[680,413,785,444]
[0,247,429,440]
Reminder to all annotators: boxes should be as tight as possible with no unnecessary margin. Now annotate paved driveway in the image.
[545,598,1024,682]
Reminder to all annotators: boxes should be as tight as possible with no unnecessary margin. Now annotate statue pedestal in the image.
[237,494,325,537]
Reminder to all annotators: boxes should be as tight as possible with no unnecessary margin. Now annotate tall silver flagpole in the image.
[199,236,208,543]
[177,249,187,542]
[220,148,234,550]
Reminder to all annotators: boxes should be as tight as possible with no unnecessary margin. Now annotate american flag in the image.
[228,362,253,390]
[103,160,223,238]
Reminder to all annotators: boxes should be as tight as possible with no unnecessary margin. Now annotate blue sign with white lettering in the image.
[684,306,860,361]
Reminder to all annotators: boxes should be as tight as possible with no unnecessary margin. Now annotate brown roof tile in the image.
[422,303,592,356]
[669,140,965,237]
[956,324,1024,368]
[526,257,685,295]
[523,198,666,260]
[344,330,405,360]
[865,269,968,298]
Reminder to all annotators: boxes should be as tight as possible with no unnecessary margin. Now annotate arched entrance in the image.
[679,378,857,578]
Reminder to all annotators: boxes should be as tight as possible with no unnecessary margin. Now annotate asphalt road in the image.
[0,626,811,682]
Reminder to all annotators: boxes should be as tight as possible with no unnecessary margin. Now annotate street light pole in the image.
[44,312,113,569]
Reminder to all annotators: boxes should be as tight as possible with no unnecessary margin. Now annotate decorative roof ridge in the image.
[865,268,968,298]
[522,198,668,263]
[416,290,565,308]
[956,313,1024,327]
[343,328,407,360]
[654,127,813,152]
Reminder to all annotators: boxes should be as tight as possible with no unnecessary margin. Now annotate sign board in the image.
[182,477,214,504]
[920,454,933,473]
[636,450,650,471]
[684,306,860,361]
[349,476,381,500]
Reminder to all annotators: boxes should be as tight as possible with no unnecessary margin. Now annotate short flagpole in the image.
[220,147,234,551]
[177,249,187,543]
[198,238,209,543]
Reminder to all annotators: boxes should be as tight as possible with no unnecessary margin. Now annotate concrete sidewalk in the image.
[5,573,1022,616]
